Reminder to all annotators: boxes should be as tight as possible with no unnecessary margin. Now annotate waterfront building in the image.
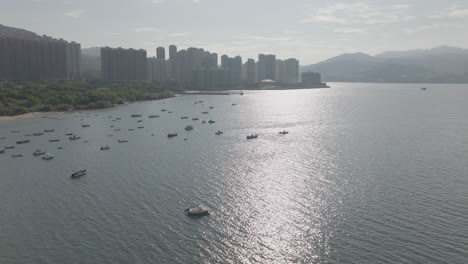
[301,71,322,85]
[0,35,80,80]
[244,58,256,82]
[284,58,299,84]
[156,47,165,60]
[275,59,285,83]
[101,47,147,81]
[258,54,276,81]
[169,45,177,80]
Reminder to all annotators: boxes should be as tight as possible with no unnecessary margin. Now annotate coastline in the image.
[0,111,65,121]
[0,96,177,121]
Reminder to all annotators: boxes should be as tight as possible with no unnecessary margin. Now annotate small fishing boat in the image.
[129,129,135,131]
[82,124,90,128]
[185,125,194,131]
[65,133,73,136]
[25,134,32,137]
[202,112,209,114]
[208,120,215,124]
[5,146,15,149]
[118,140,128,143]
[11,154,23,158]
[16,140,30,144]
[41,153,54,160]
[44,129,55,132]
[137,126,144,129]
[168,111,173,113]
[11,130,20,133]
[49,139,60,142]
[279,131,289,135]
[33,132,43,136]
[246,134,258,140]
[202,120,207,124]
[137,120,143,123]
[167,133,178,138]
[100,145,110,150]
[184,206,211,215]
[192,118,199,121]
[0,149,5,154]
[114,129,121,131]
[131,114,142,118]
[33,150,46,156]
[69,135,81,140]
[71,169,87,178]
[232,103,237,106]
[215,130,223,135]
[209,106,214,109]
[181,116,189,119]
[421,87,427,90]
[161,109,167,112]
[149,115,159,118]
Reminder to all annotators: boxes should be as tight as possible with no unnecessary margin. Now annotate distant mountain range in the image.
[301,46,468,83]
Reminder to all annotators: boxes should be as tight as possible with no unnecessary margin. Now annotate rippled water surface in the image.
[1,83,468,263]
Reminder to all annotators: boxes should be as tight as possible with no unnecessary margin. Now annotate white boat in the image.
[71,169,87,178]
[185,206,211,215]
[42,153,54,160]
[33,150,46,156]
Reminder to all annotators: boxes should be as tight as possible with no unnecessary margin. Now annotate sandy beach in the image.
[0,111,65,121]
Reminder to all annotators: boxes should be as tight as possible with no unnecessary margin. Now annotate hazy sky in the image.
[2,0,468,64]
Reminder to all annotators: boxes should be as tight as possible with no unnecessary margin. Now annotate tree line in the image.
[0,80,183,116]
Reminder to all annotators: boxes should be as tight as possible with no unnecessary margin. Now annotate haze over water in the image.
[1,83,468,263]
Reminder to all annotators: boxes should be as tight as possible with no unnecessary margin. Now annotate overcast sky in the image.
[2,0,468,64]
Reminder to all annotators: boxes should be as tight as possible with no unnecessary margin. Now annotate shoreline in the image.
[0,96,177,121]
[0,111,66,121]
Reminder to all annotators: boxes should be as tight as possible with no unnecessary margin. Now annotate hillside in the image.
[0,24,41,39]
[302,46,468,83]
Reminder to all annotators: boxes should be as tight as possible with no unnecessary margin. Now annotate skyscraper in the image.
[244,58,256,82]
[101,47,147,81]
[284,58,299,84]
[169,45,177,80]
[258,54,276,81]
[221,55,229,70]
[0,35,80,80]
[156,47,165,60]
[275,59,285,83]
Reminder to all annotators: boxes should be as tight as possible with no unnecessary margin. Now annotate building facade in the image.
[0,35,80,80]
[100,47,147,81]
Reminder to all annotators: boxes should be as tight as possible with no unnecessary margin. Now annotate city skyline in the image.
[1,0,468,64]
